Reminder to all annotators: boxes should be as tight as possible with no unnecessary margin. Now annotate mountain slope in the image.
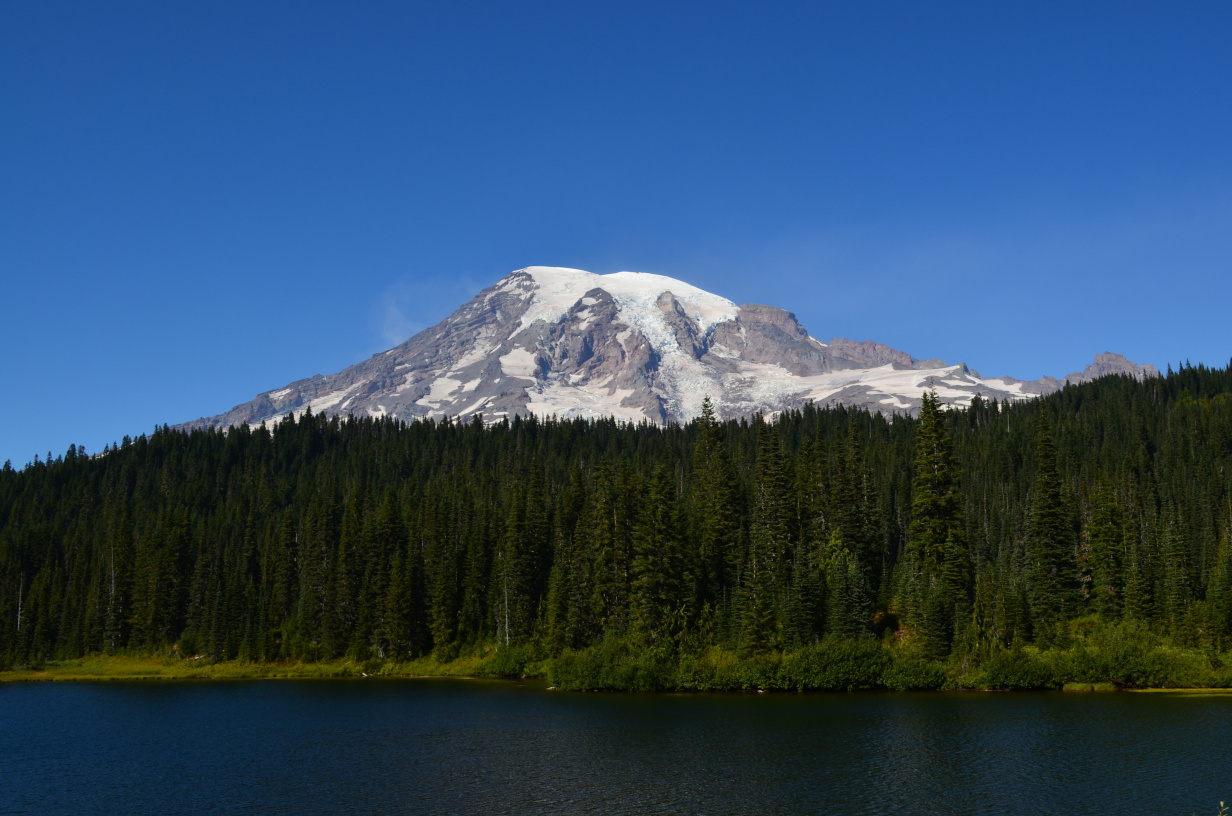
[178,267,1157,429]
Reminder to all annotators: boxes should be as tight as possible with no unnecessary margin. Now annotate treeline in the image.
[2,362,1231,676]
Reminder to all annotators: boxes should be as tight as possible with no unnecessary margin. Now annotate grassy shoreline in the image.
[3,660,1229,692]
[0,652,534,683]
[7,635,1232,693]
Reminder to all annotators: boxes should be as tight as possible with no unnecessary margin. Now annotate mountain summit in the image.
[179,267,1157,429]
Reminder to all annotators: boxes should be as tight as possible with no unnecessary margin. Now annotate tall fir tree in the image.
[907,390,966,655]
[631,464,685,644]
[823,529,870,639]
[690,397,739,614]
[742,419,793,652]
[1087,477,1123,618]
[1025,409,1077,638]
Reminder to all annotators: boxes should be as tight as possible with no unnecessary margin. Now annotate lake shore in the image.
[0,654,526,683]
[5,649,1232,692]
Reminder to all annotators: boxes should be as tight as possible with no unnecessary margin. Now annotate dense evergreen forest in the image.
[3,362,1232,688]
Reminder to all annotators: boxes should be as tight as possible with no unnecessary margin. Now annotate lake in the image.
[1,680,1228,815]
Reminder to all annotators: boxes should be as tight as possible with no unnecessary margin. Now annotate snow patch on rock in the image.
[500,348,538,379]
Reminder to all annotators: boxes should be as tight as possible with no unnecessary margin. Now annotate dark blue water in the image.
[1,680,1229,815]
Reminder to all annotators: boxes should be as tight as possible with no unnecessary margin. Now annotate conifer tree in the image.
[457,506,491,644]
[832,422,875,581]
[584,460,630,636]
[786,527,823,648]
[1161,514,1192,636]
[631,464,684,644]
[743,420,792,651]
[1026,409,1076,637]
[544,527,573,654]
[1087,477,1123,618]
[383,548,409,658]
[690,397,739,611]
[937,529,971,649]
[907,391,966,653]
[1123,539,1151,621]
[823,529,870,639]
[908,391,962,574]
[383,541,430,659]
[1206,523,1232,647]
[269,509,297,637]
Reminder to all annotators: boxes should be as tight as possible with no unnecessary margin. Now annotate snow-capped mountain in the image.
[178,267,1157,430]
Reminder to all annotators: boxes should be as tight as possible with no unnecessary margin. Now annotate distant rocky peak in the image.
[1063,352,1159,385]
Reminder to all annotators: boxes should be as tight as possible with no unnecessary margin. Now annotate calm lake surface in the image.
[2,680,1229,815]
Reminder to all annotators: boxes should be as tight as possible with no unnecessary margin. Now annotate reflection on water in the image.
[2,680,1229,815]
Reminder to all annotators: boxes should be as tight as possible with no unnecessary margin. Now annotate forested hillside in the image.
[3,363,1231,685]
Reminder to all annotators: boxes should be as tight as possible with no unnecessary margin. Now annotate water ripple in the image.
[1,682,1228,815]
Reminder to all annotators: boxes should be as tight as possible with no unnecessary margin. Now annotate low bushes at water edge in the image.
[545,625,1232,692]
[549,637,936,692]
[9,618,1232,690]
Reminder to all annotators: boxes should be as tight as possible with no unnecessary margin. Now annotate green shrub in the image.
[1044,620,1221,688]
[548,639,677,691]
[433,642,461,664]
[884,657,948,691]
[782,638,889,691]
[1062,682,1116,692]
[483,645,529,678]
[980,648,1057,690]
[676,649,781,691]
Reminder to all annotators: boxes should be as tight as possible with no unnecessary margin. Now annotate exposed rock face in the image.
[177,267,1159,430]
[1064,352,1160,384]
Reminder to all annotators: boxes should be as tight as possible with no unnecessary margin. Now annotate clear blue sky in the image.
[3,2,1230,465]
